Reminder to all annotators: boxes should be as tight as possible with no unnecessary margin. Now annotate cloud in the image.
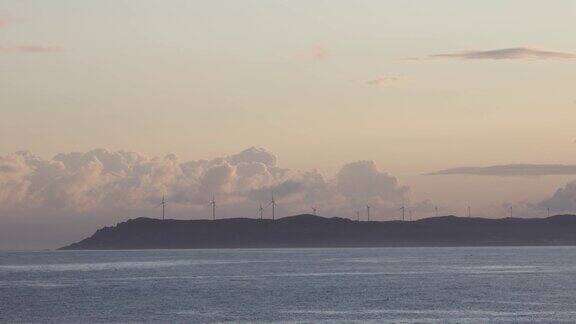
[227,147,277,166]
[538,181,576,213]
[0,44,63,53]
[427,164,576,176]
[310,45,331,61]
[0,147,417,219]
[0,15,14,28]
[337,161,408,204]
[367,76,403,87]
[418,47,576,60]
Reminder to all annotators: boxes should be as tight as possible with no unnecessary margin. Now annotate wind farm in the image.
[58,190,574,250]
[156,192,549,223]
[61,212,576,250]
[4,1,576,322]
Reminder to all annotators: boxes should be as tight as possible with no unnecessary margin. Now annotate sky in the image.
[2,0,576,249]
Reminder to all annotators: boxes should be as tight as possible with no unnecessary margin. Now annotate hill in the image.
[60,214,576,250]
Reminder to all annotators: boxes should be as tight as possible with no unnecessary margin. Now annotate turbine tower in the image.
[266,192,277,220]
[312,207,317,216]
[467,206,471,218]
[209,195,216,221]
[547,207,550,218]
[259,204,264,220]
[366,204,371,221]
[435,206,439,217]
[159,196,167,220]
[400,204,405,221]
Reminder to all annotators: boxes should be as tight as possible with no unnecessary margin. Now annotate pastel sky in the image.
[2,0,576,249]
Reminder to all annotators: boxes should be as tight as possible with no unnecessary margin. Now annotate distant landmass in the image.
[60,214,576,250]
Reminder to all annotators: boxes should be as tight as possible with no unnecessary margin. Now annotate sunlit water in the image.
[2,247,576,323]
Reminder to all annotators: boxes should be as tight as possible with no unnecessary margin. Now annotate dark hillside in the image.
[60,214,576,250]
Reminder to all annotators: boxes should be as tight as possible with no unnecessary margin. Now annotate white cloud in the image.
[226,146,277,166]
[539,181,576,213]
[336,161,408,205]
[0,147,416,219]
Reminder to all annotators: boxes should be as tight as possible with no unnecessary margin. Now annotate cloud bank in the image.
[0,148,415,219]
[420,47,576,60]
[539,181,576,213]
[428,164,576,177]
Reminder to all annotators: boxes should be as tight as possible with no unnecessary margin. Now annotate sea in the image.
[2,247,576,323]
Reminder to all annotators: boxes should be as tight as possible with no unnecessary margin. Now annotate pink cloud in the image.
[0,44,64,53]
[367,76,403,87]
[310,46,331,61]
[0,15,18,28]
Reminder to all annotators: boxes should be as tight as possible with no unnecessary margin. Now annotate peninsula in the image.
[60,214,576,250]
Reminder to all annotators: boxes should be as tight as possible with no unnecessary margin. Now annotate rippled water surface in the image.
[2,247,576,323]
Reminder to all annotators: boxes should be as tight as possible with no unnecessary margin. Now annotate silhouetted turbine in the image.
[208,195,216,221]
[157,196,167,220]
[266,192,277,220]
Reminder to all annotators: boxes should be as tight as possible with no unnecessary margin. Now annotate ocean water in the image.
[2,247,576,323]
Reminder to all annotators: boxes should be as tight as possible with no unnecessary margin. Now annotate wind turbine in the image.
[266,192,277,220]
[208,195,216,221]
[259,204,264,220]
[509,206,513,218]
[409,210,413,222]
[435,206,439,217]
[547,207,550,218]
[312,207,317,216]
[158,196,167,220]
[366,204,371,221]
[467,206,471,218]
[399,204,405,221]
